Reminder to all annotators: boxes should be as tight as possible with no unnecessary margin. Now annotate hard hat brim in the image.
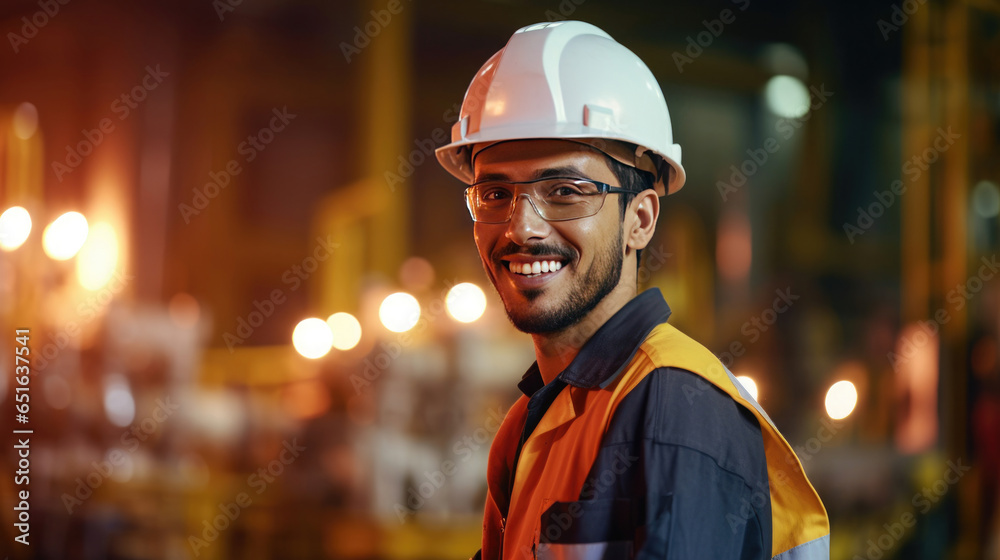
[435,123,686,196]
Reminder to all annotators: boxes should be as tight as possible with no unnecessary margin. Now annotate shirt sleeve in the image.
[612,367,773,559]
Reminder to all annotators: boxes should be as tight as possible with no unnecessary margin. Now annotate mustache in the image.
[492,243,576,262]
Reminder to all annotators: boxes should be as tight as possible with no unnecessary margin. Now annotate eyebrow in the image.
[474,165,586,183]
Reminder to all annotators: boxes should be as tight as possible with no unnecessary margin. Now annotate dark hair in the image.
[603,155,656,273]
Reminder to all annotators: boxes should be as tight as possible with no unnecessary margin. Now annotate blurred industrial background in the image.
[0,0,998,558]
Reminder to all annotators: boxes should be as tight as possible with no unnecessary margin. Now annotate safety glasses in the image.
[465,177,631,224]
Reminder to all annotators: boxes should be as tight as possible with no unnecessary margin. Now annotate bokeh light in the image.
[327,312,362,350]
[972,180,1000,218]
[0,206,32,251]
[12,102,39,139]
[292,318,334,359]
[103,374,136,427]
[76,222,119,290]
[825,380,858,420]
[379,292,420,333]
[445,282,487,323]
[716,211,752,283]
[735,375,759,401]
[43,211,89,260]
[764,75,811,118]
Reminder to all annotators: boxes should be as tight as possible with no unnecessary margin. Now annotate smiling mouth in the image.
[502,259,565,278]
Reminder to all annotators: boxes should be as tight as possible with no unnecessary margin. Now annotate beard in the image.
[494,225,624,335]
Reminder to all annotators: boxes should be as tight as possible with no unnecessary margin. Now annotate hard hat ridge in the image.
[435,20,687,195]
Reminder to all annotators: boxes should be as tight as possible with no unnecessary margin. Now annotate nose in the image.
[505,194,551,245]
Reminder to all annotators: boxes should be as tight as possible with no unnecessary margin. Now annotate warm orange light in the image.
[43,211,88,260]
[446,283,487,323]
[893,323,939,453]
[327,312,362,351]
[716,211,752,283]
[12,102,38,139]
[379,292,420,332]
[76,222,119,290]
[0,206,32,251]
[825,381,858,420]
[292,318,334,359]
[735,375,759,401]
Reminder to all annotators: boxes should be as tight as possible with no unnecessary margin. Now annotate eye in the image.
[543,181,596,202]
[553,184,585,196]
[477,184,512,203]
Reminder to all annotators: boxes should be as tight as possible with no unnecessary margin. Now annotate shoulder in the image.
[606,366,767,483]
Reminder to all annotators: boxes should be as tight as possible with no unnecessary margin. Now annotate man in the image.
[435,21,829,560]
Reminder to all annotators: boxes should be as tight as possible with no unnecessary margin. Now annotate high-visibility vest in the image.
[486,321,830,559]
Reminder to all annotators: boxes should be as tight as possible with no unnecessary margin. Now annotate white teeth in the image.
[509,260,564,275]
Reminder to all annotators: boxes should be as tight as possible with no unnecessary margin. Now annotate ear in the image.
[626,190,659,252]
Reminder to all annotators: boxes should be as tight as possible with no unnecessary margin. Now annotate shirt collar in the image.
[516,288,672,397]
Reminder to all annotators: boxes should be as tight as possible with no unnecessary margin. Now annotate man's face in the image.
[471,139,627,334]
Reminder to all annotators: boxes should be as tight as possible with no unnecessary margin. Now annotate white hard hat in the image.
[435,21,686,196]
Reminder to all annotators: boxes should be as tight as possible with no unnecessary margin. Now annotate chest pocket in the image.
[535,498,637,560]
